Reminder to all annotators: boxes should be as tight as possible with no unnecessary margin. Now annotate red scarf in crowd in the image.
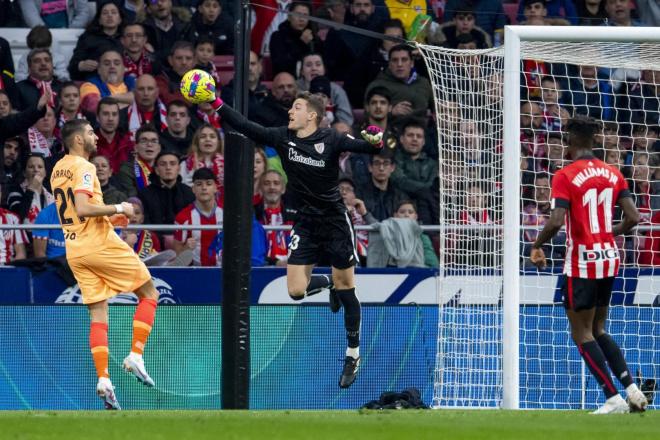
[196,109,221,129]
[127,99,168,138]
[123,51,152,79]
[184,153,224,189]
[29,76,56,108]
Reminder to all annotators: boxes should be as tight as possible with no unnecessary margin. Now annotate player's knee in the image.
[288,289,305,301]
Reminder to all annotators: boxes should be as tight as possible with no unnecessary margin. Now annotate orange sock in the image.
[90,322,109,379]
[131,298,157,355]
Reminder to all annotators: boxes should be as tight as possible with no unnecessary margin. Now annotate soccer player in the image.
[207,90,383,388]
[530,115,648,414]
[51,119,160,410]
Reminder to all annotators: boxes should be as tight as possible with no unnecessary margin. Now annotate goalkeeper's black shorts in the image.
[287,212,358,269]
[561,275,615,312]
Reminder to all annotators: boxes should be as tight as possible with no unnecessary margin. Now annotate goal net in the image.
[417,26,660,409]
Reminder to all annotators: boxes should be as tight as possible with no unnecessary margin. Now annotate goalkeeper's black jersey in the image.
[219,105,381,216]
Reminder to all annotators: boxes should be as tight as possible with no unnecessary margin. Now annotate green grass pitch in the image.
[1,410,658,440]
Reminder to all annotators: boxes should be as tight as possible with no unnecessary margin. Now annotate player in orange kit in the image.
[51,119,160,410]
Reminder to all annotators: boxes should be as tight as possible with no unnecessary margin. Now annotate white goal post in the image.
[417,25,660,410]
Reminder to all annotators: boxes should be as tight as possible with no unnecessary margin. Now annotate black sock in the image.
[596,333,634,388]
[578,340,618,399]
[336,288,360,349]
[305,274,332,297]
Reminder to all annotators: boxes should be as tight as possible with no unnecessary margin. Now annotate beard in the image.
[83,137,97,154]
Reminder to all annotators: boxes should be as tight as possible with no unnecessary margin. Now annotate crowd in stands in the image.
[0,0,658,270]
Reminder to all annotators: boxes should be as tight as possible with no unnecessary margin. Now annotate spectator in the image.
[119,0,146,23]
[444,0,505,42]
[95,97,134,174]
[0,184,27,263]
[193,101,222,131]
[251,147,268,207]
[55,82,97,137]
[138,151,195,239]
[92,154,127,205]
[221,51,270,124]
[365,44,433,126]
[576,0,608,25]
[434,5,492,49]
[356,149,407,221]
[258,71,298,127]
[32,202,65,258]
[160,100,194,156]
[155,41,196,107]
[119,196,162,259]
[124,74,167,136]
[296,53,354,125]
[121,23,156,80]
[519,0,571,26]
[19,0,90,28]
[389,120,438,221]
[324,0,383,82]
[629,152,658,222]
[141,0,194,60]
[310,76,338,127]
[190,0,234,55]
[343,18,405,108]
[116,124,161,197]
[27,106,61,157]
[1,137,25,191]
[0,37,18,108]
[68,1,124,81]
[565,64,614,121]
[517,0,579,25]
[392,200,438,268]
[520,101,547,172]
[255,169,295,266]
[325,0,348,25]
[7,153,54,224]
[193,36,222,87]
[636,0,660,26]
[16,48,62,111]
[180,123,224,189]
[16,26,70,82]
[617,70,660,134]
[540,75,569,133]
[173,167,222,266]
[603,0,641,26]
[630,122,659,155]
[79,48,136,113]
[269,1,321,77]
[0,86,50,145]
[521,174,564,266]
[0,90,12,117]
[338,176,369,262]
[546,132,566,173]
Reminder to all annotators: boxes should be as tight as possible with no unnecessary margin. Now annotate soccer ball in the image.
[180,69,216,105]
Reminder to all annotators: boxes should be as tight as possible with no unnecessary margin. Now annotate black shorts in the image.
[561,276,614,312]
[287,212,358,269]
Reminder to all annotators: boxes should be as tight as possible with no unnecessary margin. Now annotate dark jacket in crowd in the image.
[142,9,194,61]
[190,11,234,55]
[356,179,408,222]
[16,78,64,111]
[159,127,195,157]
[138,172,195,227]
[68,30,123,81]
[268,20,321,76]
[0,105,46,144]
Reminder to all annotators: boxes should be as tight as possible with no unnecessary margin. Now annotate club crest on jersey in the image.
[314,142,325,154]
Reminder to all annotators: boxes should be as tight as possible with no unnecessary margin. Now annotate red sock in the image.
[90,322,109,379]
[131,298,157,355]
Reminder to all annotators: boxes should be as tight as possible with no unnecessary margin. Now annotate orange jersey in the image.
[50,154,120,258]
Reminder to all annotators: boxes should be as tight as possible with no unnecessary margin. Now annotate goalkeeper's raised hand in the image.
[360,125,384,148]
[209,89,224,111]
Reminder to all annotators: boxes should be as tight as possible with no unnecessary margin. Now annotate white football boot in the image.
[122,353,155,387]
[96,377,121,410]
[591,394,629,414]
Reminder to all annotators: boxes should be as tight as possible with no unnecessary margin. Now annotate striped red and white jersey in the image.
[174,203,223,267]
[0,209,27,264]
[551,156,630,279]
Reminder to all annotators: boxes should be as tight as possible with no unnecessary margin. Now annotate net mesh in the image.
[418,39,660,409]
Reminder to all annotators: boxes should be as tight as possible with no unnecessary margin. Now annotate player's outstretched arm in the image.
[530,207,566,269]
[613,196,640,236]
[209,95,283,146]
[74,192,135,218]
[338,126,384,153]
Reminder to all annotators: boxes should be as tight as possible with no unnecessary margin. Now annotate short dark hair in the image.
[170,40,195,57]
[155,150,179,165]
[27,48,51,66]
[122,22,145,36]
[401,118,427,134]
[195,34,216,50]
[61,119,90,147]
[456,33,476,46]
[296,91,325,125]
[365,87,391,104]
[388,44,413,60]
[135,124,160,143]
[97,97,120,115]
[381,18,406,38]
[395,199,417,213]
[59,81,79,93]
[289,1,311,12]
[26,25,52,49]
[98,48,123,62]
[192,167,216,182]
[167,99,189,114]
[566,115,601,148]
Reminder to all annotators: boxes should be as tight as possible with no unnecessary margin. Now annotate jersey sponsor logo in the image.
[582,248,618,261]
[55,277,177,304]
[288,148,325,168]
[314,142,325,154]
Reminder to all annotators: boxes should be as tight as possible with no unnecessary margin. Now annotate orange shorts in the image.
[68,239,152,304]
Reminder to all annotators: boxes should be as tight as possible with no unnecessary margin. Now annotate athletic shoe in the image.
[329,287,341,313]
[591,394,629,414]
[339,356,360,388]
[96,377,121,410]
[626,384,648,412]
[122,353,155,387]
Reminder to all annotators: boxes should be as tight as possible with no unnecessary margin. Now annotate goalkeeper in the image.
[208,90,383,388]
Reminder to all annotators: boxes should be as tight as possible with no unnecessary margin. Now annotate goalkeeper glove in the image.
[361,125,384,148]
[209,95,224,111]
